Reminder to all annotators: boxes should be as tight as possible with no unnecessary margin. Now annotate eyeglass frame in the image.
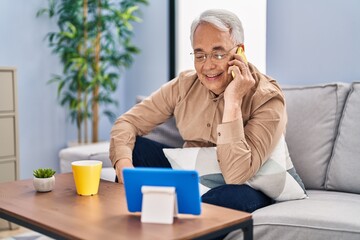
[190,45,238,63]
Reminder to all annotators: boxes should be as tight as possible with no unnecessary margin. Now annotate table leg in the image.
[193,218,253,240]
[243,218,253,240]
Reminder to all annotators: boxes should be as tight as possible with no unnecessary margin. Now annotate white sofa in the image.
[60,82,360,239]
[59,141,116,182]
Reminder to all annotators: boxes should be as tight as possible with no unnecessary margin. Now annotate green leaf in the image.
[33,168,56,178]
[37,0,148,142]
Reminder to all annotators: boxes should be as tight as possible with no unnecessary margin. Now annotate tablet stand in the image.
[141,186,178,224]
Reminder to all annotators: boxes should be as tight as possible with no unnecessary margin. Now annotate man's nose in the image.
[203,55,216,68]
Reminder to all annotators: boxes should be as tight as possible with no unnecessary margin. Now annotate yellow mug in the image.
[71,160,102,196]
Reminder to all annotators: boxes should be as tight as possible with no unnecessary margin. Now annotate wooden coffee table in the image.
[0,173,252,240]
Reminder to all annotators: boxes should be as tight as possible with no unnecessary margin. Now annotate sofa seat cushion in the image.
[225,190,360,240]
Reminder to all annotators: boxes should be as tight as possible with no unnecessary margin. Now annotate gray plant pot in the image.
[33,175,55,192]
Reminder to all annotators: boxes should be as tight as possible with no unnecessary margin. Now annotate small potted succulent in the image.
[33,168,56,192]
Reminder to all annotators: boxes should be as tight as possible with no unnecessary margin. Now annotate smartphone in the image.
[232,47,248,78]
[236,47,248,64]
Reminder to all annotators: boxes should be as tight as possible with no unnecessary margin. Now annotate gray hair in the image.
[190,9,244,47]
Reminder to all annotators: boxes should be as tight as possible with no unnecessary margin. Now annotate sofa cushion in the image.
[326,82,360,194]
[143,116,184,148]
[282,83,350,189]
[101,167,116,182]
[225,190,360,240]
[163,147,222,195]
[59,142,112,173]
[136,96,184,148]
[163,135,307,201]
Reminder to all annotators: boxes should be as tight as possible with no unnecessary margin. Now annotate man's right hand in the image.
[115,158,134,184]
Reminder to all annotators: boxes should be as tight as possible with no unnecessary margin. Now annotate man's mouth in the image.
[205,72,222,80]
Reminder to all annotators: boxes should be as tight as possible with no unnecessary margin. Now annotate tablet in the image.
[123,167,201,215]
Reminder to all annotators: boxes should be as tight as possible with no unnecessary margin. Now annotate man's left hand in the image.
[226,55,255,103]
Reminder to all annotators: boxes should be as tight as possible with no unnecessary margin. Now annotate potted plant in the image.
[37,0,148,145]
[33,168,56,192]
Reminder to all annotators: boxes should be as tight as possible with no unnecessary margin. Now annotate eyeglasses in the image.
[190,46,237,63]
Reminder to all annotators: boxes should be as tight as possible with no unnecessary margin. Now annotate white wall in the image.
[267,0,360,84]
[124,0,169,111]
[176,0,267,74]
[0,0,72,179]
[1,0,359,179]
[0,0,168,179]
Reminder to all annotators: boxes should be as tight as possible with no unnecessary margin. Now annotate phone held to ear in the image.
[236,47,248,64]
[231,47,248,78]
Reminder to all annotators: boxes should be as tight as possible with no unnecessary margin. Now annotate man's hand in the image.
[226,54,255,102]
[223,55,255,123]
[115,158,134,184]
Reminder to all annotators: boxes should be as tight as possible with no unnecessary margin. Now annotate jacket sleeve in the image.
[109,78,180,167]
[216,91,287,184]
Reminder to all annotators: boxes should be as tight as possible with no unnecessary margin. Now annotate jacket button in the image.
[207,123,211,127]
[218,132,221,136]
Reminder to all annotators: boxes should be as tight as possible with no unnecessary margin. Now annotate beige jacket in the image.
[110,63,287,184]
